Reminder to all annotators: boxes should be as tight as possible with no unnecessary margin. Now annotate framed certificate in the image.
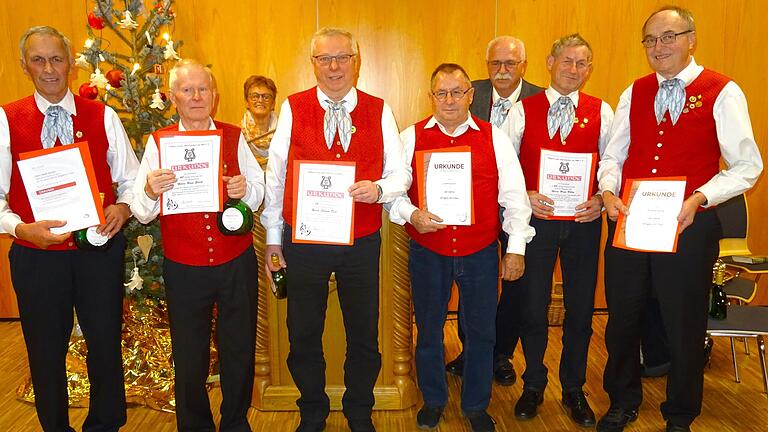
[415,146,474,225]
[612,177,687,253]
[17,141,105,234]
[538,149,597,220]
[291,160,356,245]
[157,130,223,215]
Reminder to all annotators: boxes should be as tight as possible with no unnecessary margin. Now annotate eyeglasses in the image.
[248,92,274,102]
[641,30,694,48]
[487,60,523,69]
[432,88,472,102]
[312,54,356,66]
[559,59,591,70]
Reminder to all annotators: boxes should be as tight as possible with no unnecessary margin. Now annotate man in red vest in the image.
[597,6,763,432]
[261,28,410,432]
[0,26,139,431]
[131,60,265,432]
[389,63,534,432]
[501,34,613,427]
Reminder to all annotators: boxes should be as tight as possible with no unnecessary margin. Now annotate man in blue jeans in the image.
[388,63,534,432]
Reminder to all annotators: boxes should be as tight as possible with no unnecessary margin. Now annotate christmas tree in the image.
[77,0,184,306]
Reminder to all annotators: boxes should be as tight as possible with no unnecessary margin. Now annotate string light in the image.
[84,39,93,48]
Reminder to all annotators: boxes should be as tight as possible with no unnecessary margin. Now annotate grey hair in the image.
[168,59,216,91]
[310,27,358,57]
[642,5,696,36]
[485,36,527,61]
[19,26,73,64]
[550,33,593,62]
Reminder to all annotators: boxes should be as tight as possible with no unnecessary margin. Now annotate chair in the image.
[707,305,768,395]
[708,193,768,385]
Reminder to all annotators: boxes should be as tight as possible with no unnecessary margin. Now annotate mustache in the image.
[493,72,513,80]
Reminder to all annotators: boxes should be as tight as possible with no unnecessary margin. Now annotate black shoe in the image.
[514,390,543,420]
[666,422,691,432]
[641,361,671,377]
[562,390,596,427]
[446,353,464,377]
[296,419,326,432]
[596,406,638,432]
[464,409,496,432]
[493,357,516,385]
[348,418,375,432]
[416,405,444,430]
[704,338,714,367]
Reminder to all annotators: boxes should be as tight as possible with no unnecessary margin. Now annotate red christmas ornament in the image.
[154,1,174,17]
[105,69,125,88]
[158,91,168,102]
[87,12,105,30]
[78,83,99,100]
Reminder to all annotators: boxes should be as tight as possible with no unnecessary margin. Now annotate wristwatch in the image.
[376,183,383,202]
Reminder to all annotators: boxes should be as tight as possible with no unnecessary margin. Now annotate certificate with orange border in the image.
[291,160,356,245]
[538,150,597,220]
[415,146,474,225]
[612,177,686,253]
[17,141,105,234]
[157,130,223,216]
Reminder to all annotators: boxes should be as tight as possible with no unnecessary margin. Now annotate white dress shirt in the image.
[131,118,264,224]
[597,57,763,206]
[388,115,535,255]
[260,87,411,245]
[492,80,523,106]
[503,87,614,157]
[0,90,140,236]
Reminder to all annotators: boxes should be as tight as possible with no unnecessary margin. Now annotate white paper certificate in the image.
[416,148,473,225]
[538,149,596,219]
[292,161,356,245]
[158,131,222,215]
[17,142,104,234]
[613,178,686,253]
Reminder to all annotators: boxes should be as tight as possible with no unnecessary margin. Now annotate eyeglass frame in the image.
[431,87,473,102]
[487,59,524,70]
[312,54,356,66]
[247,92,275,102]
[641,30,694,48]
[557,59,592,71]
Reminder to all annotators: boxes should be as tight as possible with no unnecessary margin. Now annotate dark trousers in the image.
[456,231,521,360]
[640,295,670,368]
[603,210,720,426]
[518,217,600,393]
[411,240,499,411]
[10,235,127,432]
[283,228,382,422]
[164,247,259,432]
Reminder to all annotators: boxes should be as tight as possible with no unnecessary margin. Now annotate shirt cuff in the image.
[505,235,527,255]
[266,226,283,245]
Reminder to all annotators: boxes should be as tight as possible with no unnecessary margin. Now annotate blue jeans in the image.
[410,240,499,411]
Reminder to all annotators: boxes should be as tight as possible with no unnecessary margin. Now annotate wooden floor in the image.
[1,313,767,431]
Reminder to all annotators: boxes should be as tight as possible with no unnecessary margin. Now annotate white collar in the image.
[34,90,76,116]
[424,114,480,137]
[545,86,580,108]
[316,87,358,112]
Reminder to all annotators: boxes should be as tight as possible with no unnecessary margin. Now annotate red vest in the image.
[519,91,602,195]
[283,88,384,239]
[406,116,500,256]
[3,95,116,250]
[156,121,253,266]
[623,69,728,198]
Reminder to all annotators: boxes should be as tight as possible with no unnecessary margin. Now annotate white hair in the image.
[168,59,216,91]
[485,36,526,61]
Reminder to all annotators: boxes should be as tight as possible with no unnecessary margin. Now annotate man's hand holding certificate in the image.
[537,149,597,220]
[612,178,686,253]
[157,130,223,215]
[16,142,105,235]
[415,146,473,226]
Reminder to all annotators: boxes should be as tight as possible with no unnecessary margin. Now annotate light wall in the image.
[1,0,766,304]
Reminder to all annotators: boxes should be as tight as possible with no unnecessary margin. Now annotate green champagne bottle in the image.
[270,253,287,299]
[708,260,728,320]
[73,193,113,250]
[217,198,254,235]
